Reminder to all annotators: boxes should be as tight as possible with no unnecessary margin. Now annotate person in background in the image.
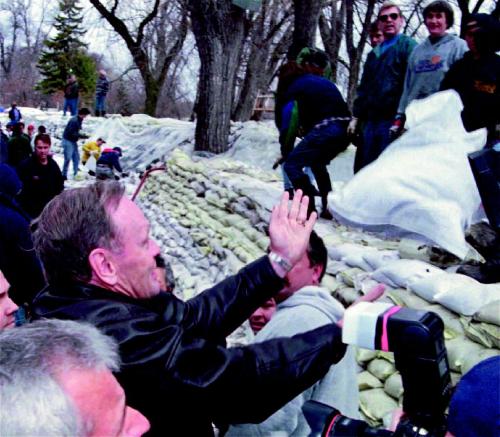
[82,137,106,165]
[0,122,9,164]
[276,51,351,218]
[63,75,79,117]
[248,298,276,334]
[0,164,46,307]
[95,69,110,117]
[7,122,32,168]
[369,20,384,47]
[96,146,123,180]
[352,21,386,173]
[61,107,90,179]
[441,13,500,147]
[8,102,22,124]
[348,1,417,170]
[27,124,35,140]
[392,0,468,138]
[17,133,64,218]
[0,319,151,436]
[0,270,19,329]
[37,125,47,135]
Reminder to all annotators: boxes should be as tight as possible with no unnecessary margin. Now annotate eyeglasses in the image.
[379,12,399,22]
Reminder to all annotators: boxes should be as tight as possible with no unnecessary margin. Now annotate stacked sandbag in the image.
[134,149,498,427]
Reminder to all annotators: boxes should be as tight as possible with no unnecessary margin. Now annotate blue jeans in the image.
[284,120,349,197]
[63,98,78,116]
[356,119,393,170]
[95,95,106,113]
[62,139,79,177]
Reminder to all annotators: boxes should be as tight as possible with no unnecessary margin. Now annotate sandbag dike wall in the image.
[138,149,499,429]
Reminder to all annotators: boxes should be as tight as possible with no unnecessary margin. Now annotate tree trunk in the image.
[188,2,245,153]
[288,0,322,59]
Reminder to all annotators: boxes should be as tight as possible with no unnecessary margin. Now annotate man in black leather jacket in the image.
[31,181,347,437]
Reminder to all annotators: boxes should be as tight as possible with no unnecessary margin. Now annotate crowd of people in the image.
[0,2,498,436]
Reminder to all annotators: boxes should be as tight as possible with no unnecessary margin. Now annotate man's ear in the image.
[88,248,118,287]
[311,264,323,285]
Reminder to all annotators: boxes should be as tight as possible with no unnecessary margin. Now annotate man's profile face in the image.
[276,252,323,302]
[35,140,51,165]
[379,6,403,38]
[108,197,161,299]
[58,367,150,436]
[0,271,18,330]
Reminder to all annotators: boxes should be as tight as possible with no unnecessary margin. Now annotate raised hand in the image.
[268,190,317,275]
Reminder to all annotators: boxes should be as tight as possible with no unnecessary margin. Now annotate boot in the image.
[102,111,106,117]
[95,110,101,117]
[319,194,333,220]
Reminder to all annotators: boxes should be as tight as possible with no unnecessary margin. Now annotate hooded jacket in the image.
[31,257,347,437]
[227,286,359,436]
[398,33,468,113]
[0,164,45,305]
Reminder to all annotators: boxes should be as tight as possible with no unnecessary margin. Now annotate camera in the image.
[303,302,452,437]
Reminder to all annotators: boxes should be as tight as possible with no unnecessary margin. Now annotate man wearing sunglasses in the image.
[348,1,416,170]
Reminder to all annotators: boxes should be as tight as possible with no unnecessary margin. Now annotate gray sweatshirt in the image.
[226,286,359,436]
[398,33,468,114]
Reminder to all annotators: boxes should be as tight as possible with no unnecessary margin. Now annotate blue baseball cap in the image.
[447,356,500,437]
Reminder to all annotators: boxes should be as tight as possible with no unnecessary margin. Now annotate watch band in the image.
[269,252,293,272]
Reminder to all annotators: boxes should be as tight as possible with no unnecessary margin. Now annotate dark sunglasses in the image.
[379,12,399,22]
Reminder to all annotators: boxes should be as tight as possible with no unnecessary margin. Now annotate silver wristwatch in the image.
[269,252,293,272]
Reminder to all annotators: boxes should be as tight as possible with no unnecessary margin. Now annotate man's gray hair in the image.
[378,1,403,16]
[0,319,120,436]
[33,181,125,286]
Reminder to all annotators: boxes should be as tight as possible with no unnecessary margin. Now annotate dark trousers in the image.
[284,120,349,200]
[355,119,393,171]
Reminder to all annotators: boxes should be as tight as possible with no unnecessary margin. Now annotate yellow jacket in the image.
[82,141,102,164]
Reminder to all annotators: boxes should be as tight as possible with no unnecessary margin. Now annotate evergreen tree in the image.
[36,0,96,97]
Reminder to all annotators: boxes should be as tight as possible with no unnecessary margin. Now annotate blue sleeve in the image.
[279,101,299,157]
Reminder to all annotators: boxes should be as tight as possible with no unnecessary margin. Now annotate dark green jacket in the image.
[353,34,417,121]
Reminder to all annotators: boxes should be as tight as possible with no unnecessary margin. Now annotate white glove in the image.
[347,117,358,136]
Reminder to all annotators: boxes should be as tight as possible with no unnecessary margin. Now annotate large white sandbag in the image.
[370,259,442,288]
[409,273,500,316]
[329,91,486,259]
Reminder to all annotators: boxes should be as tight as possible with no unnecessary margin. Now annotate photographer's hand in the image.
[268,190,316,277]
[336,284,386,328]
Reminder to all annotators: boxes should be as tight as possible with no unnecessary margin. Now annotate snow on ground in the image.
[5,107,498,428]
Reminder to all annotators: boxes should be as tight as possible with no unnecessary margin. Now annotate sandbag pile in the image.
[137,149,499,428]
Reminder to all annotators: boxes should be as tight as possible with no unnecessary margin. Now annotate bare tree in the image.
[288,0,323,59]
[319,0,346,81]
[232,0,293,121]
[344,0,377,106]
[0,0,52,105]
[88,0,188,115]
[186,0,246,153]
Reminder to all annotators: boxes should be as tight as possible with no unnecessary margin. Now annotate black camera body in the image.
[303,303,452,437]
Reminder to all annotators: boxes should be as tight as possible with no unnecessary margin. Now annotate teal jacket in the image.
[353,34,417,120]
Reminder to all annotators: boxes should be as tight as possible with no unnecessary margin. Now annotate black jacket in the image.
[7,134,32,167]
[441,52,500,144]
[31,256,346,436]
[62,116,83,142]
[16,155,64,218]
[0,164,45,306]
